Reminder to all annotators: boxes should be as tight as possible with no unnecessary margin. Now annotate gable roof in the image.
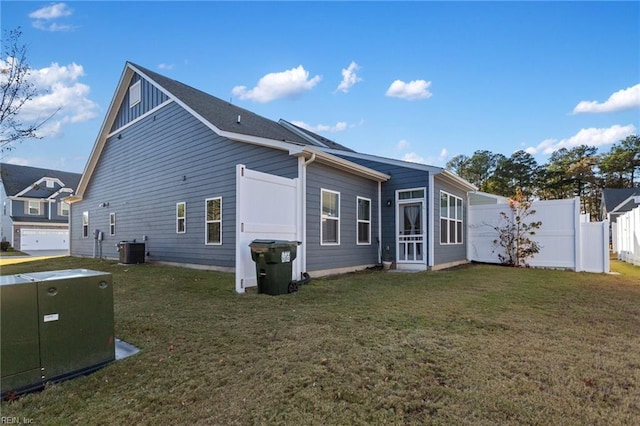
[0,163,81,197]
[75,62,384,198]
[602,188,640,213]
[130,63,314,145]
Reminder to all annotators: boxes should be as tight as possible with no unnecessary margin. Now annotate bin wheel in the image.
[288,281,299,293]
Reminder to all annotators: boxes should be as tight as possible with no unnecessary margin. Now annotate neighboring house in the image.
[601,188,640,252]
[601,188,640,223]
[0,163,80,251]
[67,62,476,292]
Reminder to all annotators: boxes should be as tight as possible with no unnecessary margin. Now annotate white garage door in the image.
[21,228,69,251]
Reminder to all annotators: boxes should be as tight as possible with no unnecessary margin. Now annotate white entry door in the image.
[397,201,425,263]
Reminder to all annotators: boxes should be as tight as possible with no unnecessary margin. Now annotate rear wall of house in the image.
[71,93,297,268]
[332,155,431,263]
[433,175,468,266]
[305,162,380,273]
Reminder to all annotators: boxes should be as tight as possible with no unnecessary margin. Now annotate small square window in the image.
[28,200,40,215]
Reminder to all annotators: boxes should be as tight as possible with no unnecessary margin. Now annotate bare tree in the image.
[1,27,57,152]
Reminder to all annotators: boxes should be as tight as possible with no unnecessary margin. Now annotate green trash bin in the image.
[249,240,299,295]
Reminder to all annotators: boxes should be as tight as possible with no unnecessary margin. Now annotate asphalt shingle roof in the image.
[0,163,81,196]
[602,188,640,213]
[130,62,316,147]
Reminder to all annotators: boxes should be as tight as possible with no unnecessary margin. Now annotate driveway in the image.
[0,250,68,266]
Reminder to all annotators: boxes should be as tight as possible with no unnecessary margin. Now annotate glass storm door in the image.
[398,202,424,263]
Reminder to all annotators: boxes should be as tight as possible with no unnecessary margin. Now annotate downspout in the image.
[428,174,435,269]
[378,181,382,264]
[300,152,316,276]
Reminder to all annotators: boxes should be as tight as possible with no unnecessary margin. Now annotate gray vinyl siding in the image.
[433,176,467,265]
[111,74,169,132]
[305,162,379,272]
[11,199,67,222]
[71,100,297,267]
[333,156,431,263]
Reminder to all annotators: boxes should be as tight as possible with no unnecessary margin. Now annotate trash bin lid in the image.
[249,239,299,248]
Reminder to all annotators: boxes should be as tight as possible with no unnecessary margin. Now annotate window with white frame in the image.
[129,80,141,108]
[205,197,222,245]
[321,189,340,245]
[110,213,116,236]
[357,197,371,245]
[60,202,70,216]
[82,211,89,238]
[440,191,463,244]
[28,200,41,215]
[176,202,186,233]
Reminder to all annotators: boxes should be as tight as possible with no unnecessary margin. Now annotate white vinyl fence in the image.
[616,205,640,266]
[468,198,609,273]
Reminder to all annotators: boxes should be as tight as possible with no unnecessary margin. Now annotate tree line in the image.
[446,135,640,220]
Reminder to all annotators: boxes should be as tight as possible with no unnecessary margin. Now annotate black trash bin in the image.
[118,241,145,264]
[249,240,299,295]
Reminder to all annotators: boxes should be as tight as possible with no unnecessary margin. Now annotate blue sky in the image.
[2,1,639,174]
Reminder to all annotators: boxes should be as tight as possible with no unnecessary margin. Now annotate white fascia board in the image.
[9,196,50,202]
[435,170,478,192]
[15,177,65,197]
[290,147,390,182]
[47,188,74,200]
[77,66,136,197]
[611,194,640,214]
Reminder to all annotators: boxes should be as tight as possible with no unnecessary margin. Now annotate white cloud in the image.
[1,61,100,139]
[525,124,637,155]
[158,63,175,71]
[402,152,425,163]
[232,65,321,103]
[573,83,640,114]
[29,3,74,32]
[385,79,432,100]
[396,139,410,150]
[29,3,72,19]
[291,120,349,133]
[336,61,362,93]
[397,139,448,165]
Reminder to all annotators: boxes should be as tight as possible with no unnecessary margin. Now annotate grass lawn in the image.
[1,258,639,425]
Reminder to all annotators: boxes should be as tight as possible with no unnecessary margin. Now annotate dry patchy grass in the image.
[1,258,639,425]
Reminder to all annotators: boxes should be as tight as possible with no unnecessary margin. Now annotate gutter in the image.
[289,146,390,182]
